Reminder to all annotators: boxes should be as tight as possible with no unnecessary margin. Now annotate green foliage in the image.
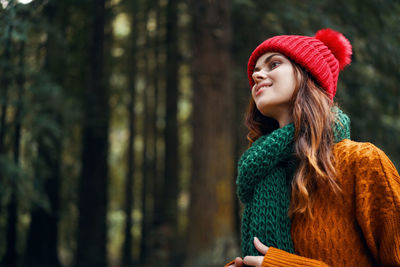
[0,1,33,207]
[0,0,72,262]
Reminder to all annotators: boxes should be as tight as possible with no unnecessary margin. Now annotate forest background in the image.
[0,0,399,266]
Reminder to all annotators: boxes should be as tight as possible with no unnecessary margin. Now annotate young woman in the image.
[226,29,400,267]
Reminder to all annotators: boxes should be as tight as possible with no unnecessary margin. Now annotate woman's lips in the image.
[255,81,272,96]
[256,86,268,96]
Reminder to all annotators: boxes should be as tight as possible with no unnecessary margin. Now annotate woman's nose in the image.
[253,71,266,83]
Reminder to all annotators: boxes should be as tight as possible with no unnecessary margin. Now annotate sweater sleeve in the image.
[224,250,330,267]
[261,247,329,266]
[354,144,400,265]
[224,259,235,267]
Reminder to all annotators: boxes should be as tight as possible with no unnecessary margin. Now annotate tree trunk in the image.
[23,1,66,265]
[75,0,110,266]
[3,192,17,267]
[25,132,62,267]
[139,86,150,265]
[139,3,153,263]
[152,0,162,227]
[0,5,13,158]
[152,0,163,228]
[185,0,238,266]
[121,1,139,265]
[1,11,16,267]
[160,0,180,264]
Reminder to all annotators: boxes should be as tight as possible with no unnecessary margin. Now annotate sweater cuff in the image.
[262,247,329,267]
[224,259,235,267]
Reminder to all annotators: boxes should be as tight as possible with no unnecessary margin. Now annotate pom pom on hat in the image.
[247,28,353,100]
[315,28,352,70]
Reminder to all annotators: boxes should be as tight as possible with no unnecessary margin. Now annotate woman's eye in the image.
[270,61,280,69]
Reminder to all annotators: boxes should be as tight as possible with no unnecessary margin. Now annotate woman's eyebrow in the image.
[254,53,281,72]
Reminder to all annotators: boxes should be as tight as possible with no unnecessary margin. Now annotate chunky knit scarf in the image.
[237,108,351,257]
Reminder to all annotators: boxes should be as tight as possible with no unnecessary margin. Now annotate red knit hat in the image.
[247,28,352,100]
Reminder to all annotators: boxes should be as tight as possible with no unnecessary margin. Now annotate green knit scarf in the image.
[237,107,351,257]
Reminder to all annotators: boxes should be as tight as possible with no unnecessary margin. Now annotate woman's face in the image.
[251,52,298,124]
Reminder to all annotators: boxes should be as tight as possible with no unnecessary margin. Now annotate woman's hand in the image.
[227,237,269,267]
[227,257,244,267]
[243,237,269,267]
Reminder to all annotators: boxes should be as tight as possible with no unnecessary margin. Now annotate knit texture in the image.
[261,140,400,266]
[236,108,350,258]
[247,29,352,100]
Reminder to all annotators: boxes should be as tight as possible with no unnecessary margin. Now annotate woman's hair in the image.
[244,60,340,218]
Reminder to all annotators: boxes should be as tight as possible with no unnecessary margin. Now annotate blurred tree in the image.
[151,0,164,233]
[1,2,17,265]
[121,0,139,265]
[0,3,13,165]
[23,1,65,266]
[185,0,238,266]
[75,0,112,266]
[10,39,24,267]
[158,0,180,264]
[140,0,155,263]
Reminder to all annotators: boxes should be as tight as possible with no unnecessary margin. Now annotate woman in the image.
[226,29,400,267]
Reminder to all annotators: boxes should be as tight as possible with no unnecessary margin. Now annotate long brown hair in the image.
[244,61,340,218]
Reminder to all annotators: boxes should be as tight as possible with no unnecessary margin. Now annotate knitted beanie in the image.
[247,28,352,99]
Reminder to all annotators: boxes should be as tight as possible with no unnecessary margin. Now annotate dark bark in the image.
[139,91,150,264]
[140,4,152,262]
[1,16,16,267]
[3,191,17,267]
[185,0,237,265]
[159,0,180,264]
[24,132,62,267]
[121,1,139,265]
[0,8,14,157]
[146,1,160,264]
[23,2,65,265]
[151,0,167,263]
[75,0,110,266]
[152,0,162,231]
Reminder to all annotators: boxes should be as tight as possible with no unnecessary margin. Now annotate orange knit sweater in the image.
[227,139,400,266]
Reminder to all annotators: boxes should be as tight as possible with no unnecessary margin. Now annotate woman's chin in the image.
[257,105,274,117]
